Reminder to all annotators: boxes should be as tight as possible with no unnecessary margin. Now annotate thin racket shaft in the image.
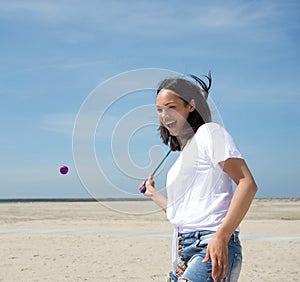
[139,149,172,194]
[152,149,172,176]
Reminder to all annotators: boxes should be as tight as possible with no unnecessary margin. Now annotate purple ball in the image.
[59,165,69,175]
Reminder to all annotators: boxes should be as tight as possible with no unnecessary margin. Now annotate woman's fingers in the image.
[147,174,154,186]
[203,240,228,282]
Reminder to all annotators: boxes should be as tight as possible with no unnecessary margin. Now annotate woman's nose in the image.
[160,110,169,122]
[161,108,172,117]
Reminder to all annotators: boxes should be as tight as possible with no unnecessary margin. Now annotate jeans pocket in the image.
[226,252,242,282]
[226,235,242,281]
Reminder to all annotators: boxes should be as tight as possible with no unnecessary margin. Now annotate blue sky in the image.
[0,0,299,199]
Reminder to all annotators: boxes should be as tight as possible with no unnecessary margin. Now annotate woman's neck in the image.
[177,128,195,150]
[178,137,188,150]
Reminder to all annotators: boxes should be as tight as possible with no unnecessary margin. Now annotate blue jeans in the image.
[168,231,242,282]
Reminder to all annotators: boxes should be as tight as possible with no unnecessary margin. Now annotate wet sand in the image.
[0,199,299,281]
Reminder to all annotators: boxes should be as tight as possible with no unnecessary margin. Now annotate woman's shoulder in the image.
[194,122,231,148]
[196,122,226,136]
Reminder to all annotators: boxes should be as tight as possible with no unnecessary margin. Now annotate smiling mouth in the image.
[165,120,177,131]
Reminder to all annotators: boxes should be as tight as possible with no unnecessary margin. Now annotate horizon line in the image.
[0,197,299,203]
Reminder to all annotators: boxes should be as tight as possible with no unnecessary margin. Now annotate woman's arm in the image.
[203,158,258,282]
[141,174,168,212]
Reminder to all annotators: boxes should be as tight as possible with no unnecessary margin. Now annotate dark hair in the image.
[156,72,212,151]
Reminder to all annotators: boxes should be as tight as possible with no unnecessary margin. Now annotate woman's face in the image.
[156,89,194,137]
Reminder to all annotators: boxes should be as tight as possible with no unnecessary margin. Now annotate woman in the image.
[140,73,257,282]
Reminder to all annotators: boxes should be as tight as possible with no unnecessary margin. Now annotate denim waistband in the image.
[178,230,240,242]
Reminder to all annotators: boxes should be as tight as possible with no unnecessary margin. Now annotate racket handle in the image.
[139,179,147,193]
[139,149,171,194]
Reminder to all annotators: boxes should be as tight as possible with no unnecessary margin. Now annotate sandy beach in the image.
[0,199,299,282]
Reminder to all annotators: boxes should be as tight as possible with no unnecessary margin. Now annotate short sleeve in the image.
[198,123,243,167]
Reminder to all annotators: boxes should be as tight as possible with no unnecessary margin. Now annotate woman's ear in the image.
[189,99,196,112]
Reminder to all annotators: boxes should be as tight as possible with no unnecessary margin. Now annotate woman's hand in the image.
[202,233,229,282]
[139,174,168,212]
[144,174,156,196]
[139,174,156,197]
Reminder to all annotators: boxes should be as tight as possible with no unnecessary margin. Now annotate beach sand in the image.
[0,199,299,281]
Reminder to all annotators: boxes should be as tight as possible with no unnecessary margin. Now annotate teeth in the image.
[166,121,176,125]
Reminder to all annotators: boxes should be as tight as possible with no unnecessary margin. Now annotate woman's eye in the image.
[156,106,175,113]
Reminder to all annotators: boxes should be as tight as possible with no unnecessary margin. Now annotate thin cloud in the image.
[16,59,111,74]
[0,1,64,23]
[0,1,293,38]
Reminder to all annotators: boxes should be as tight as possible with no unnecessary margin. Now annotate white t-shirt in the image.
[166,122,243,269]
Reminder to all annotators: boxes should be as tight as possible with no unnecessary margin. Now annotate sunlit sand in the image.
[0,199,299,281]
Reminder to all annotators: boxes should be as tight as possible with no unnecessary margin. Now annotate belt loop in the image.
[233,232,239,242]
